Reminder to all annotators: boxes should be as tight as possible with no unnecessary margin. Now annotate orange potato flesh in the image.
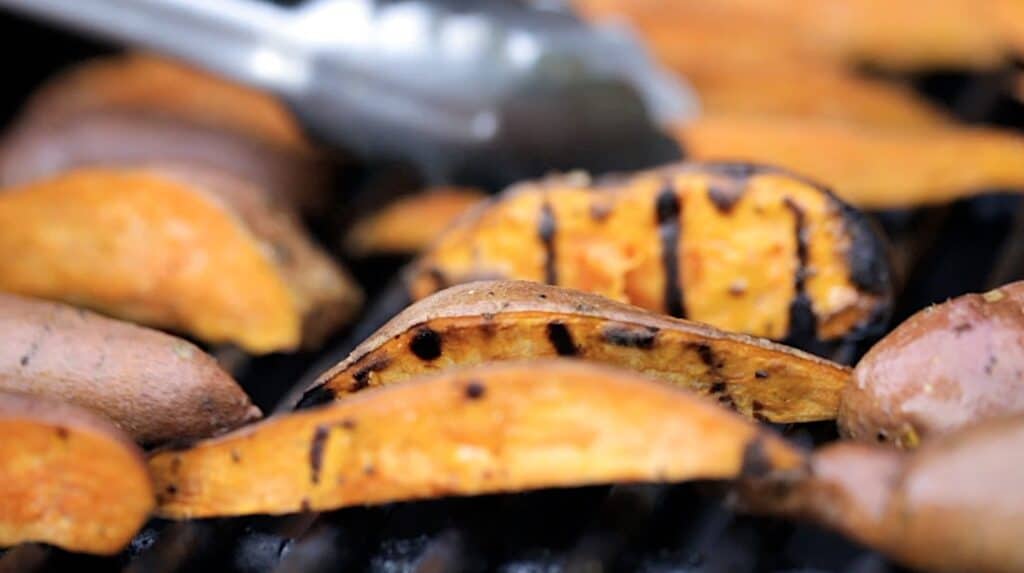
[0,392,154,555]
[300,281,850,423]
[344,188,487,257]
[576,1,949,127]
[17,53,308,152]
[150,360,805,519]
[0,168,360,353]
[740,416,1024,573]
[408,163,891,348]
[681,115,1024,209]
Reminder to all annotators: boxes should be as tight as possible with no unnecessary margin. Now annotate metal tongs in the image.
[0,0,699,185]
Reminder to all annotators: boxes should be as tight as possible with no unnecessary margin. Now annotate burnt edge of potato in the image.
[150,359,805,519]
[0,391,154,554]
[296,281,851,424]
[409,161,893,359]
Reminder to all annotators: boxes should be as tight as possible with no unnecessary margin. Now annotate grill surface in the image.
[1,8,1023,573]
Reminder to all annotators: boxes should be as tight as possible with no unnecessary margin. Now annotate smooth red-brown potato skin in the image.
[151,360,804,519]
[840,281,1024,447]
[742,416,1024,573]
[0,293,261,445]
[300,281,851,423]
[0,392,154,555]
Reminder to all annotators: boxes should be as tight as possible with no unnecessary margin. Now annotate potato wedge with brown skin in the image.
[408,162,891,354]
[344,188,487,257]
[298,281,850,423]
[0,167,362,354]
[0,293,261,445]
[681,115,1024,210]
[740,415,1024,573]
[150,359,804,519]
[0,391,154,554]
[0,54,329,211]
[839,281,1024,447]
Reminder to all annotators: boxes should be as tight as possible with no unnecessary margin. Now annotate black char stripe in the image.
[656,184,685,318]
[539,201,558,285]
[309,425,330,485]
[546,321,578,356]
[296,384,337,410]
[782,197,818,345]
[410,327,443,361]
[602,323,659,349]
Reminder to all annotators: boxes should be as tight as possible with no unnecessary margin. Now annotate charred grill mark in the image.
[296,383,337,410]
[751,400,770,423]
[464,381,486,400]
[602,323,659,349]
[836,201,891,297]
[546,321,578,356]
[410,327,443,361]
[755,370,769,379]
[310,425,330,485]
[782,198,818,344]
[740,436,774,479]
[707,176,750,214]
[589,201,612,222]
[656,184,685,318]
[709,382,727,394]
[351,355,393,391]
[539,202,558,285]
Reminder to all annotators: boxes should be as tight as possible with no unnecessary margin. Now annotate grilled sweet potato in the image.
[408,162,891,353]
[0,392,154,554]
[344,188,487,257]
[0,167,362,353]
[740,415,1024,573]
[0,54,328,210]
[839,281,1024,447]
[682,115,1024,209]
[0,293,261,445]
[299,281,850,423]
[150,360,804,519]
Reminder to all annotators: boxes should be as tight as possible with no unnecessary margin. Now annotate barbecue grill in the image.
[1,5,1023,573]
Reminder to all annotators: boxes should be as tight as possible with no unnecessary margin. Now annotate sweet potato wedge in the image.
[740,415,1024,573]
[344,188,487,257]
[0,293,261,445]
[840,281,1024,447]
[299,281,850,423]
[681,115,1024,209]
[408,162,891,352]
[0,167,362,353]
[0,54,328,210]
[0,391,154,554]
[150,360,805,519]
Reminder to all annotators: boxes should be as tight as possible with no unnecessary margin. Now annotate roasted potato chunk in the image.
[0,167,362,353]
[300,281,850,423]
[0,293,260,445]
[344,187,487,257]
[0,392,154,554]
[151,360,804,519]
[840,281,1024,447]
[0,53,329,210]
[408,162,891,354]
[682,115,1024,210]
[741,415,1024,573]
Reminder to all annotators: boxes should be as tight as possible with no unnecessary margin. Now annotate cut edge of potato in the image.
[150,359,806,519]
[0,391,154,554]
[301,280,851,423]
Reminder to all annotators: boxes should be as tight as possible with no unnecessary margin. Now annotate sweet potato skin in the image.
[301,281,850,422]
[681,115,1024,209]
[840,281,1024,447]
[151,360,804,519]
[0,392,154,554]
[0,293,261,445]
[0,54,326,210]
[408,163,891,352]
[742,416,1024,573]
[0,167,361,353]
[344,188,487,257]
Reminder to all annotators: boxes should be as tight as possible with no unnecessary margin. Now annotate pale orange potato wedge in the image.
[344,188,487,257]
[150,360,805,519]
[0,167,361,353]
[0,392,154,554]
[681,115,1024,209]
